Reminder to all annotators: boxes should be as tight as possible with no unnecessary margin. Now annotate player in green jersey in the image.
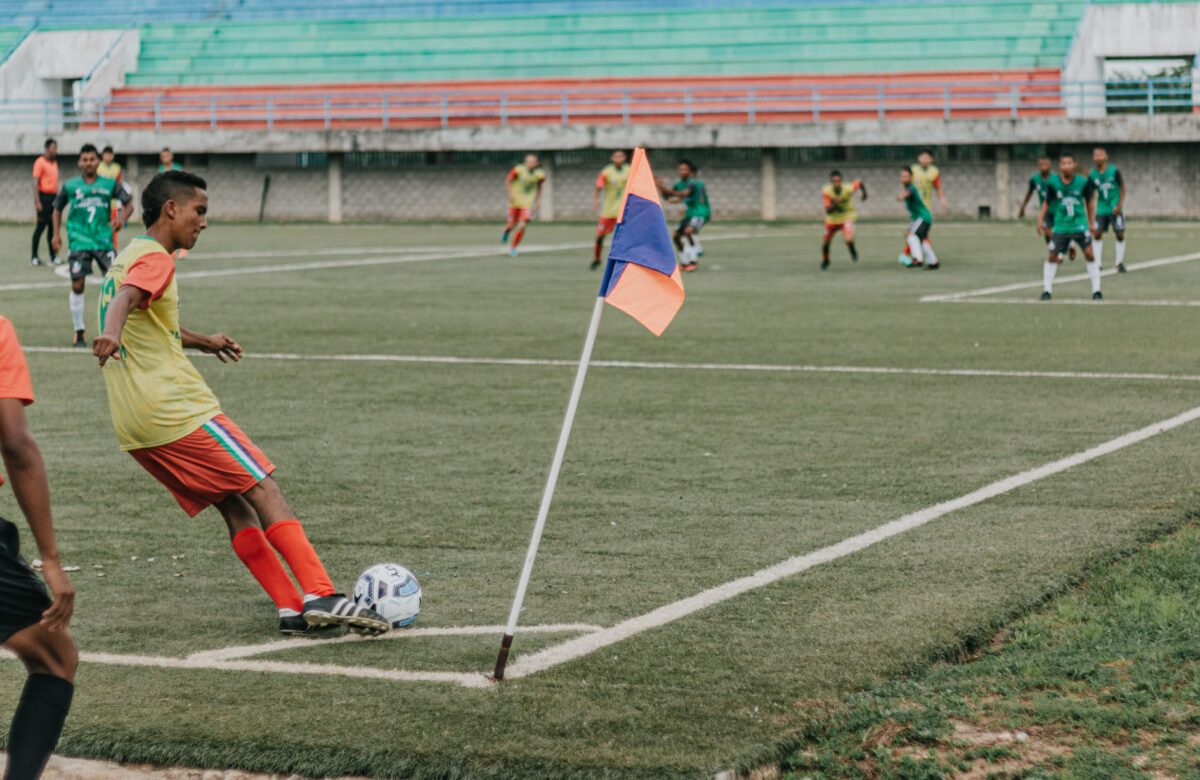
[658,159,709,272]
[896,167,938,269]
[52,144,134,347]
[1037,151,1100,301]
[1018,155,1061,253]
[1089,147,1127,273]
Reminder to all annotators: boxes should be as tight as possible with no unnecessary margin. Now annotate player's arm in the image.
[113,186,134,229]
[93,284,146,366]
[1085,182,1097,233]
[1036,190,1051,231]
[593,174,604,213]
[857,181,868,202]
[534,178,545,212]
[1018,180,1036,218]
[0,398,74,630]
[180,327,242,364]
[822,193,834,215]
[32,165,42,213]
[1114,170,1125,215]
[934,175,947,208]
[50,187,68,255]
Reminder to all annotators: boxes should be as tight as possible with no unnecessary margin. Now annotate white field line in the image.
[187,622,602,663]
[949,297,1200,308]
[504,403,1200,679]
[2,233,752,292]
[920,251,1200,303]
[24,346,1200,384]
[80,652,493,688]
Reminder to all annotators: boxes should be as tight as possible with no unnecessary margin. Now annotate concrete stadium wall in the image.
[1,143,1197,224]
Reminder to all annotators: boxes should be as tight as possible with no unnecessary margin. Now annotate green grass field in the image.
[2,218,1200,778]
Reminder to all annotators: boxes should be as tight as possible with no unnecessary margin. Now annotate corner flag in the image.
[493,147,684,681]
[600,148,685,336]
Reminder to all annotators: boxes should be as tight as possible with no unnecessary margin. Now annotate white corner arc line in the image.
[80,652,492,688]
[920,251,1200,302]
[187,623,602,663]
[23,346,1200,384]
[504,403,1200,679]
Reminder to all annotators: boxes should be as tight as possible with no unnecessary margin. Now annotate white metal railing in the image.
[1,77,1193,134]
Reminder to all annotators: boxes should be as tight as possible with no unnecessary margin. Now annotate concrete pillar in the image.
[539,154,555,221]
[327,152,343,224]
[126,155,140,203]
[760,148,777,221]
[994,145,1011,220]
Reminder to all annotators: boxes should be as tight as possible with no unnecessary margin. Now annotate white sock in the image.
[922,240,938,266]
[692,236,703,255]
[1046,239,1054,251]
[1086,259,1101,294]
[1043,262,1057,293]
[1116,239,1126,266]
[1093,239,1103,269]
[906,234,923,260]
[69,291,85,331]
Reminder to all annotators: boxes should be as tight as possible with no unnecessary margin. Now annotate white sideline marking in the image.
[504,403,1200,679]
[950,297,1200,308]
[24,346,1200,385]
[188,623,602,663]
[921,251,1200,302]
[2,233,752,292]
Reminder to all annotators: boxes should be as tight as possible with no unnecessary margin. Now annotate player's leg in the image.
[1114,214,1127,272]
[1042,236,1064,299]
[67,254,91,348]
[241,478,388,635]
[1092,216,1106,270]
[820,226,832,270]
[215,493,308,633]
[843,222,858,262]
[509,211,529,256]
[3,625,77,780]
[904,223,924,267]
[593,218,613,270]
[502,207,517,243]
[919,225,938,269]
[680,224,698,270]
[1080,233,1101,299]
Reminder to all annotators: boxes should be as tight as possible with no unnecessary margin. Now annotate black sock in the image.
[849,244,858,260]
[5,674,74,780]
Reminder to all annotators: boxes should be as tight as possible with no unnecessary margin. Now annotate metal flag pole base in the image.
[492,295,606,682]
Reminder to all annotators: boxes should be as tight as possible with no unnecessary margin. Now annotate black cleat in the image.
[820,259,830,270]
[280,614,345,637]
[590,259,601,270]
[72,330,86,348]
[1093,290,1103,300]
[925,263,940,271]
[303,594,390,636]
[849,252,859,263]
[1117,263,1127,273]
[1040,291,1052,301]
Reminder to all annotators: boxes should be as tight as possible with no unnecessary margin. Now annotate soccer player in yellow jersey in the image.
[591,149,629,270]
[97,146,125,251]
[502,153,546,257]
[93,171,389,637]
[910,149,947,212]
[820,170,867,269]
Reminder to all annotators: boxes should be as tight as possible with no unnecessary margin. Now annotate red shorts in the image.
[130,414,275,517]
[823,222,855,242]
[507,207,531,224]
[596,217,618,237]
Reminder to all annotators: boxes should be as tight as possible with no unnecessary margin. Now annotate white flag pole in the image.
[493,294,606,681]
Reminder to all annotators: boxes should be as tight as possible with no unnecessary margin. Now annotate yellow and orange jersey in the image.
[596,163,630,219]
[98,236,221,451]
[910,164,941,207]
[822,180,862,225]
[507,164,546,209]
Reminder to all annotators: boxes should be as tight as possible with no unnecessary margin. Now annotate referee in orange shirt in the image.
[31,139,61,267]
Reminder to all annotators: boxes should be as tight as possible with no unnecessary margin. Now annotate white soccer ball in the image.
[353,563,421,629]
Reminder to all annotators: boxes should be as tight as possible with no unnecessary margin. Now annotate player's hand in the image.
[38,558,75,631]
[1112,205,1121,216]
[110,213,122,230]
[50,236,61,254]
[93,334,122,366]
[202,333,242,363]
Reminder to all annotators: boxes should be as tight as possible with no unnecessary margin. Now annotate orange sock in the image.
[264,519,335,598]
[512,229,525,248]
[231,528,303,613]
